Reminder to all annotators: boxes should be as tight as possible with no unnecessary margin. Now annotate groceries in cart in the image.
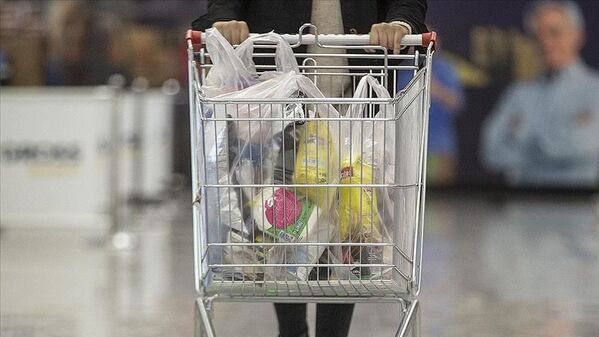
[293,120,339,210]
[200,30,396,282]
[337,75,396,279]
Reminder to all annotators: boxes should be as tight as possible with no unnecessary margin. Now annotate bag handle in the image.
[346,75,394,164]
[235,32,300,74]
[349,75,392,118]
[204,28,257,93]
[204,29,301,95]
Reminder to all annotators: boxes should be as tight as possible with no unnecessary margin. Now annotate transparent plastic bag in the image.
[202,29,299,97]
[202,61,342,281]
[203,120,246,279]
[336,75,396,279]
[241,77,342,281]
[202,30,305,219]
[293,120,338,210]
[214,71,305,144]
[254,120,336,281]
[201,29,301,279]
[202,28,258,97]
[235,32,300,77]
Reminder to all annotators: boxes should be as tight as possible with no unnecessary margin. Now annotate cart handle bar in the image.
[186,29,436,48]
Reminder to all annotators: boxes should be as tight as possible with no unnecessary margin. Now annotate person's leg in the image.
[315,303,355,337]
[274,303,309,337]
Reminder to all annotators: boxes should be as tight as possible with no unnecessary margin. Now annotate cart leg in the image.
[194,299,205,337]
[411,301,421,337]
[395,300,420,337]
[195,297,216,337]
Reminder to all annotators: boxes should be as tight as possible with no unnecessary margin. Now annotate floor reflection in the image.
[1,192,598,336]
[420,194,599,337]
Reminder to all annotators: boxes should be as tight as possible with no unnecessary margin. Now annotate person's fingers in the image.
[232,20,249,45]
[385,24,396,50]
[225,28,234,45]
[230,23,241,45]
[213,21,234,44]
[222,26,233,44]
[213,21,226,38]
[394,25,410,54]
[370,23,410,53]
[386,26,395,51]
[369,24,380,47]
[393,29,405,54]
[239,21,250,42]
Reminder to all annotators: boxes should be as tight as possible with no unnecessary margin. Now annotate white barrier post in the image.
[130,77,149,204]
[107,74,135,250]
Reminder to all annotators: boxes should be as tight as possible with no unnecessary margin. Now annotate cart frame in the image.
[187,24,435,337]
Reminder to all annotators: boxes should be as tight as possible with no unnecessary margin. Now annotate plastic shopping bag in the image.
[202,28,257,97]
[214,71,305,144]
[337,75,396,279]
[202,28,300,97]
[201,54,342,281]
[293,120,338,210]
[234,32,300,78]
[203,31,303,153]
[290,76,343,213]
[245,76,343,281]
[202,30,304,204]
[201,31,303,280]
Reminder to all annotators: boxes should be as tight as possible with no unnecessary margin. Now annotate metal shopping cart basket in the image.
[186,24,435,337]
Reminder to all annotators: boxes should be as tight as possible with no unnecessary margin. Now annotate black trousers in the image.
[274,262,355,337]
[275,303,355,337]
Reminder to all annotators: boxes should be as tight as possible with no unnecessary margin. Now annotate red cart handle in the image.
[186,30,203,46]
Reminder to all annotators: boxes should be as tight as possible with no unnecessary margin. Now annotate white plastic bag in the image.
[200,31,343,280]
[235,32,299,77]
[202,29,300,97]
[230,74,342,281]
[202,28,257,97]
[214,71,303,143]
[336,75,396,279]
[346,75,396,179]
[208,71,343,152]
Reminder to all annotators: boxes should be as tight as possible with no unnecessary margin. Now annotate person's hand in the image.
[369,23,410,54]
[213,20,249,45]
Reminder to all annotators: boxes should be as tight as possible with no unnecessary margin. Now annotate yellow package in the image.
[293,120,337,209]
[339,156,381,241]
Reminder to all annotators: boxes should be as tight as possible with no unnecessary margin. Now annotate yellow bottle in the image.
[293,120,337,210]
[338,156,381,241]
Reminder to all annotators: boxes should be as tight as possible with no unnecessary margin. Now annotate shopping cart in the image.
[186,24,435,337]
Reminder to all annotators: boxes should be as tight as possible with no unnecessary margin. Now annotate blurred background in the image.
[1,0,598,336]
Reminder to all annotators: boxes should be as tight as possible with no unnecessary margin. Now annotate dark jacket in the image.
[192,0,427,35]
[192,0,428,92]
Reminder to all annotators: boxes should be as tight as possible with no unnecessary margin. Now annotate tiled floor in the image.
[1,192,598,337]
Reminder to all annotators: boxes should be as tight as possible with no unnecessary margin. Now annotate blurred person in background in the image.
[194,2,427,337]
[481,0,599,188]
[46,0,92,85]
[0,49,12,85]
[45,0,127,85]
[399,25,464,186]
